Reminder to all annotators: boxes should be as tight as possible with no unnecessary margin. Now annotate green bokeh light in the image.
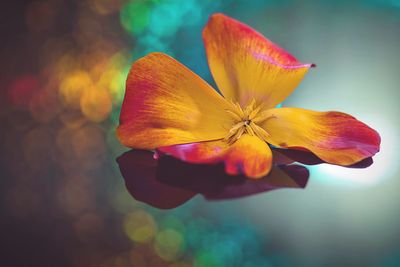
[120,1,151,35]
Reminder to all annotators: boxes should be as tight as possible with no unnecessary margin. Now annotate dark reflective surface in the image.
[274,148,374,168]
[117,149,310,209]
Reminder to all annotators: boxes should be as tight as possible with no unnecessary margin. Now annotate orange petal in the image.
[117,52,234,149]
[225,135,273,179]
[160,134,273,179]
[261,107,381,165]
[203,13,314,107]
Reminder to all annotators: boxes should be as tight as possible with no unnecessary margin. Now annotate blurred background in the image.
[1,0,400,266]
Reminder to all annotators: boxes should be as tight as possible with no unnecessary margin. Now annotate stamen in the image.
[229,121,245,133]
[224,99,273,144]
[245,124,255,136]
[251,122,270,142]
[252,112,276,124]
[249,105,262,120]
[234,102,245,118]
[225,109,242,122]
[244,99,256,117]
[235,127,245,140]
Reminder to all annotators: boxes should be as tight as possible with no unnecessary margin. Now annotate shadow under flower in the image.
[117,149,310,209]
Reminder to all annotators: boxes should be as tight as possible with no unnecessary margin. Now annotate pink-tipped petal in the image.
[261,108,381,165]
[203,13,314,107]
[160,135,273,179]
[117,52,234,149]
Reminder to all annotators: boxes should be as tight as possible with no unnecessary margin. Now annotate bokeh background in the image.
[1,0,400,266]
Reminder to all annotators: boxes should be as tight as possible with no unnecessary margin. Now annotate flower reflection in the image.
[274,148,374,168]
[118,149,374,209]
[117,150,310,209]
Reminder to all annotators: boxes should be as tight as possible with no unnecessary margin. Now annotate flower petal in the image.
[261,107,381,165]
[159,140,229,164]
[225,135,273,178]
[117,52,234,149]
[160,134,273,179]
[203,13,314,107]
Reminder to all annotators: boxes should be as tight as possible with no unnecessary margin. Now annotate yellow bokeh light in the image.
[60,70,92,109]
[154,229,185,262]
[80,85,112,122]
[123,210,158,243]
[98,51,130,105]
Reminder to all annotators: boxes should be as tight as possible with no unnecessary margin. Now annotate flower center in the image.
[224,99,275,144]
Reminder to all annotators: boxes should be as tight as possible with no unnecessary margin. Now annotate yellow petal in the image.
[260,107,381,165]
[203,13,313,107]
[117,53,234,149]
[225,135,273,179]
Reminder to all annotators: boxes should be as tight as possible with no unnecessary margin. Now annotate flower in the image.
[117,13,380,179]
